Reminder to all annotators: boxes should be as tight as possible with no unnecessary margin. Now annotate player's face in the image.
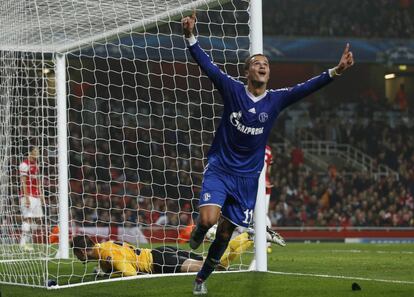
[29,148,39,161]
[74,248,88,262]
[246,55,270,85]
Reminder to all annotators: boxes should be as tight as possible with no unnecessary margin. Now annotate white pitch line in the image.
[268,271,414,285]
[293,249,414,255]
[0,257,48,263]
[330,249,414,255]
[48,270,249,290]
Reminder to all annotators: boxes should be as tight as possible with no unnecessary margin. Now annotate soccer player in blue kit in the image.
[182,12,354,295]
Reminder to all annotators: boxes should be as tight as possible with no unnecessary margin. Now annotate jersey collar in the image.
[245,86,268,103]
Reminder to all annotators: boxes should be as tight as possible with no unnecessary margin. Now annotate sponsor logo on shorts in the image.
[203,192,211,201]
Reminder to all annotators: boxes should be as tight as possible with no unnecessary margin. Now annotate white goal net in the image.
[0,0,256,288]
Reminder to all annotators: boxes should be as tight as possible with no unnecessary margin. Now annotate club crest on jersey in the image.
[230,111,264,135]
[258,112,268,123]
[203,192,211,201]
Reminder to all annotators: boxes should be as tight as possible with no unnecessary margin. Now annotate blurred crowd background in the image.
[13,0,413,230]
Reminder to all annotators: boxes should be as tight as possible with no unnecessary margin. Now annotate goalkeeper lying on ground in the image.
[72,229,284,277]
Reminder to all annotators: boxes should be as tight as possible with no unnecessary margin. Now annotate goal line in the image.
[268,271,414,285]
[48,269,252,290]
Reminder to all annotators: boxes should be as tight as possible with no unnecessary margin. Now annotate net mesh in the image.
[0,52,58,286]
[0,0,252,287]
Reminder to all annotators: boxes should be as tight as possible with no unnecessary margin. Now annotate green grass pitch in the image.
[1,243,413,297]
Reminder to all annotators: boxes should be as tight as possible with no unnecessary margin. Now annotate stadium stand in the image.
[65,0,414,230]
[268,96,413,227]
[264,0,414,38]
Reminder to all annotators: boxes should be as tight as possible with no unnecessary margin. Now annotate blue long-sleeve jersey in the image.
[188,41,333,177]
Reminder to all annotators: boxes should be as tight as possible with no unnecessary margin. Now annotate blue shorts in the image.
[199,165,259,227]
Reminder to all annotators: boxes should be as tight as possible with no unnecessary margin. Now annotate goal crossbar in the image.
[0,0,229,53]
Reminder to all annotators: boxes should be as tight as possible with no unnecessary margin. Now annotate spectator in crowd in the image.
[395,84,408,112]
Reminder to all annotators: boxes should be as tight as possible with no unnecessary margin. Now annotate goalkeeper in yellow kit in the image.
[72,233,254,277]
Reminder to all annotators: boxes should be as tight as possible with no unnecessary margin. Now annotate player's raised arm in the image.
[182,11,234,93]
[275,43,355,111]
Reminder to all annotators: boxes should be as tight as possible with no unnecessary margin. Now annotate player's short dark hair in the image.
[72,235,94,250]
[244,53,268,71]
[28,145,38,154]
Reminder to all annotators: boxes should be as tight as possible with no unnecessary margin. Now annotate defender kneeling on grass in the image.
[72,231,283,277]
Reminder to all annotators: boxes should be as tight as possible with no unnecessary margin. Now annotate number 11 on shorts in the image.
[242,209,253,224]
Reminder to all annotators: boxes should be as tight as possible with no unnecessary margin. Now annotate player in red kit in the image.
[19,146,44,251]
[265,145,278,253]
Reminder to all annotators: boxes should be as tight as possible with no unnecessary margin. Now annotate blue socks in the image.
[196,237,230,281]
[192,224,209,242]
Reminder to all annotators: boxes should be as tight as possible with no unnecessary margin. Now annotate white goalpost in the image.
[249,0,267,273]
[0,0,267,288]
[55,53,69,260]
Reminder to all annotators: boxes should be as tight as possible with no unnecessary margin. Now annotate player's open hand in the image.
[182,10,196,38]
[336,43,354,74]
